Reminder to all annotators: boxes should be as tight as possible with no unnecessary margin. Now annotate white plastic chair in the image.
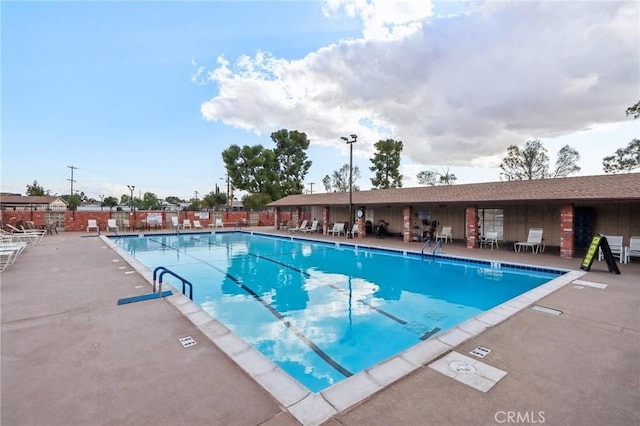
[193,220,203,229]
[182,219,192,229]
[87,219,99,232]
[625,236,640,263]
[481,231,499,250]
[514,228,544,254]
[598,235,624,263]
[329,223,345,236]
[107,219,118,232]
[435,226,452,243]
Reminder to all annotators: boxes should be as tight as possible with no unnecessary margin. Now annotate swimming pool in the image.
[113,231,565,393]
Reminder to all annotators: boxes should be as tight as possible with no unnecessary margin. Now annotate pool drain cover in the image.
[449,360,476,373]
[470,346,491,358]
[179,336,197,348]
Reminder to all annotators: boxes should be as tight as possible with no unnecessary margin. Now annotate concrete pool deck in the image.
[2,228,639,425]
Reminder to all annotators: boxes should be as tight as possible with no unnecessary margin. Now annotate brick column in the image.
[466,207,478,249]
[357,209,365,238]
[294,207,302,227]
[322,206,330,235]
[403,205,413,243]
[560,204,575,259]
[274,208,280,230]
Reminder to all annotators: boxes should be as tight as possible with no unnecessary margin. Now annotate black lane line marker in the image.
[420,327,441,341]
[191,236,409,326]
[153,237,352,378]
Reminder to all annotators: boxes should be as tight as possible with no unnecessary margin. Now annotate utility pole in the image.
[309,182,315,194]
[194,191,199,201]
[67,165,77,195]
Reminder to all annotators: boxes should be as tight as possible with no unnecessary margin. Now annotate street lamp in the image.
[340,134,357,237]
[127,185,135,212]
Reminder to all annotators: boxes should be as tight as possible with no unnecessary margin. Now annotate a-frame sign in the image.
[580,235,621,274]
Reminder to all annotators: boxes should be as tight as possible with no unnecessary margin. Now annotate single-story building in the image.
[0,194,68,211]
[268,173,640,259]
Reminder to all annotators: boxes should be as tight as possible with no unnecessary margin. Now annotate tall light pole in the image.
[340,134,357,237]
[127,185,135,212]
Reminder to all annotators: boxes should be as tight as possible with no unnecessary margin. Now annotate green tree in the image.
[62,193,82,210]
[202,191,226,210]
[603,102,640,173]
[242,193,272,211]
[25,180,45,196]
[325,164,361,192]
[140,192,159,210]
[500,139,580,180]
[626,100,640,119]
[417,167,457,186]
[603,139,640,174]
[271,129,312,197]
[551,145,581,178]
[322,175,332,193]
[164,196,183,205]
[102,196,118,209]
[369,139,403,189]
[222,128,312,201]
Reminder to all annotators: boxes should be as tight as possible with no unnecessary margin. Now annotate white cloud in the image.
[199,1,639,176]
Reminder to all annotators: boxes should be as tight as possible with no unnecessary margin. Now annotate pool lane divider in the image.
[152,236,353,378]
[420,326,441,341]
[189,236,410,327]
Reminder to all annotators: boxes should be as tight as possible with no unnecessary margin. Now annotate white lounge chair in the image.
[435,226,452,243]
[86,220,99,232]
[329,223,345,236]
[171,217,180,229]
[514,228,544,254]
[182,219,192,229]
[625,236,640,263]
[193,220,203,230]
[348,223,359,238]
[213,219,224,228]
[301,220,318,233]
[107,219,119,232]
[598,235,624,263]
[481,231,499,250]
[289,220,308,233]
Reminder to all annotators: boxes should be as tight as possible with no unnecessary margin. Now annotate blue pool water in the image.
[114,232,563,392]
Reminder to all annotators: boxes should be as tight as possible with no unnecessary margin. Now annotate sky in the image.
[2,0,639,202]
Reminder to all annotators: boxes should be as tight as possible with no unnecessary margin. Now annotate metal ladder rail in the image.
[153,266,193,300]
[421,239,443,258]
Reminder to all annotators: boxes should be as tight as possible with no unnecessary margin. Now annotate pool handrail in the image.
[153,266,193,300]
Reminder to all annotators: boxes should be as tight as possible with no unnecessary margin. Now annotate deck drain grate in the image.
[179,336,197,348]
[470,346,491,358]
[530,305,562,316]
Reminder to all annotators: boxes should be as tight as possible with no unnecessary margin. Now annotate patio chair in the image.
[193,220,204,230]
[301,220,319,233]
[625,236,640,263]
[598,235,624,263]
[348,223,359,238]
[106,219,119,232]
[329,222,345,236]
[214,219,224,228]
[289,219,308,233]
[182,219,192,229]
[481,231,499,250]
[86,219,99,233]
[514,228,544,254]
[435,226,452,243]
[171,217,180,230]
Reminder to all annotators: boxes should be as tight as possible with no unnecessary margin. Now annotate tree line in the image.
[25,101,639,208]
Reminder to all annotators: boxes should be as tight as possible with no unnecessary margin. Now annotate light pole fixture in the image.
[127,185,135,212]
[340,134,357,237]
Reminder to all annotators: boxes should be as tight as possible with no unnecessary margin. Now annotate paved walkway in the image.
[2,228,638,425]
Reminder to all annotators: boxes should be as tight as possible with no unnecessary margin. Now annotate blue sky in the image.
[2,1,639,201]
